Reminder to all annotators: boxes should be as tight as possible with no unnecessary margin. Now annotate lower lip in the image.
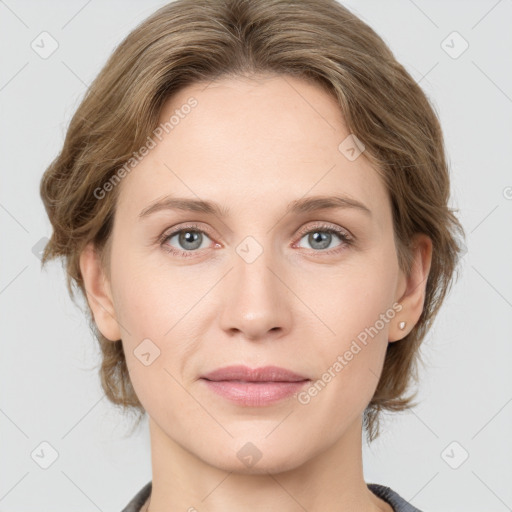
[201,379,309,406]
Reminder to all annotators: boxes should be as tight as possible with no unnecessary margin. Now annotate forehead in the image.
[116,74,389,223]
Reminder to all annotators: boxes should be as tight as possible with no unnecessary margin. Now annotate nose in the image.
[218,245,293,342]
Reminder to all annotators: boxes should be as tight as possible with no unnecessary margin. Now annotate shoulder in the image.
[121,481,152,512]
[367,483,424,512]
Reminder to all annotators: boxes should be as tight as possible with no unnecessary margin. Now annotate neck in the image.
[144,415,391,512]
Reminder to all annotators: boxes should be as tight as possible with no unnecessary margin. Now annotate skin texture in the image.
[80,74,432,512]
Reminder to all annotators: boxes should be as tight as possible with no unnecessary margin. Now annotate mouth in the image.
[201,364,309,382]
[200,365,310,406]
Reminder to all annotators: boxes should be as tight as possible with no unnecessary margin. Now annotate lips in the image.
[200,365,310,406]
[201,365,309,383]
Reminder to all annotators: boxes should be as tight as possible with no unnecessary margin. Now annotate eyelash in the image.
[158,222,353,258]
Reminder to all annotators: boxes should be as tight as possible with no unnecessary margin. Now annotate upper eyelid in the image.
[296,221,351,237]
[164,222,215,239]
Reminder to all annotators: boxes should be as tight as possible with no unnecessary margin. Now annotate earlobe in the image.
[389,233,433,343]
[79,242,121,341]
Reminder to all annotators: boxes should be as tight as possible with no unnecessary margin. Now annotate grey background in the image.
[1,0,511,510]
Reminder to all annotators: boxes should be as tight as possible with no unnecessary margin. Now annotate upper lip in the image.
[201,365,309,382]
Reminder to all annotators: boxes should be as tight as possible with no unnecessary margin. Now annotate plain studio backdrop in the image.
[1,1,511,511]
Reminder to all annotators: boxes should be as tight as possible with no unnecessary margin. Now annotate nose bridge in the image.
[218,236,291,339]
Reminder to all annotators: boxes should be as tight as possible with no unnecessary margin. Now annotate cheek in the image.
[300,255,397,403]
[109,253,210,404]
[306,254,398,344]
[114,273,193,418]
[296,303,393,435]
[111,248,198,341]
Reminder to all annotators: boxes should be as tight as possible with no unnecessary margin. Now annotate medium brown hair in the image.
[39,0,465,442]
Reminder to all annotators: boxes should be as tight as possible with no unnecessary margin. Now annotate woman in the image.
[39,0,465,510]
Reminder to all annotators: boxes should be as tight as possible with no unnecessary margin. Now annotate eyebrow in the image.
[138,194,372,220]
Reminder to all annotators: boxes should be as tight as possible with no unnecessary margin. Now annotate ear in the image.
[389,233,433,342]
[79,242,121,341]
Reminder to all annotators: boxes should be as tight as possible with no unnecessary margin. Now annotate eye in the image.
[160,223,215,257]
[158,222,353,258]
[294,223,353,254]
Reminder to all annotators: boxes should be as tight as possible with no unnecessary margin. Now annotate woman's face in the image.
[91,74,414,472]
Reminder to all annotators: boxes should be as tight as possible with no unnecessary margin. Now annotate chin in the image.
[199,437,312,476]
[215,453,306,476]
